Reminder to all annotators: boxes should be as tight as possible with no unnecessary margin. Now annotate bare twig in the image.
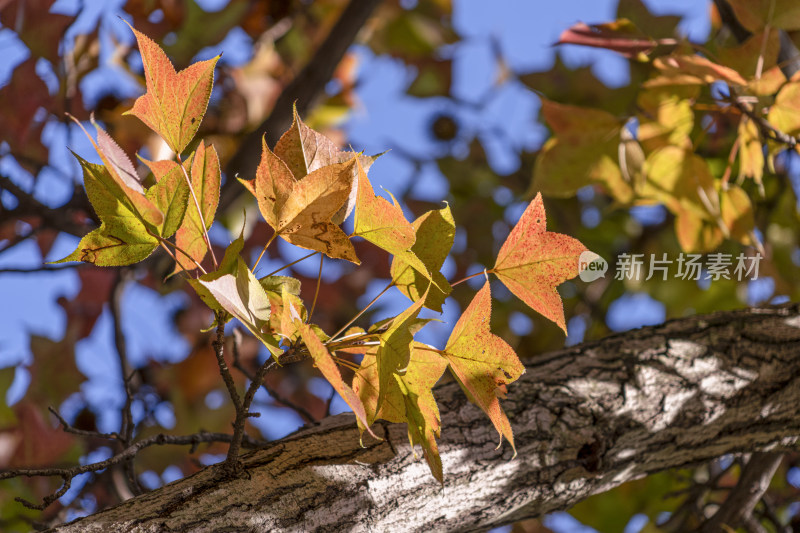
[0,431,268,510]
[0,264,82,274]
[48,406,120,441]
[109,269,141,497]
[728,97,798,147]
[212,312,241,410]
[231,330,317,424]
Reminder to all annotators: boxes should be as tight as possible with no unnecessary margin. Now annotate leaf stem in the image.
[329,281,394,341]
[253,232,277,270]
[450,270,488,287]
[176,153,218,270]
[259,251,318,278]
[309,254,324,321]
[154,233,207,275]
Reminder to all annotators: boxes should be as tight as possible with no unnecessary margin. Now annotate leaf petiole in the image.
[450,270,489,287]
[329,281,395,342]
[253,232,277,270]
[176,152,218,270]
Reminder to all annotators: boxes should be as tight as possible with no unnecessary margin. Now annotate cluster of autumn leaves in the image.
[57,24,588,481]
[535,6,800,254]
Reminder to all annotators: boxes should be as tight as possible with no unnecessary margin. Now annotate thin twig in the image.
[230,330,317,424]
[212,313,241,410]
[0,263,82,274]
[48,406,120,441]
[0,431,268,510]
[109,269,141,496]
[728,97,798,147]
[224,356,276,471]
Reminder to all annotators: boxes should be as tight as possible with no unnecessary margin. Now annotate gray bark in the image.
[54,304,800,532]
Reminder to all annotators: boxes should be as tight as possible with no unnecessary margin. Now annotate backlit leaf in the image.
[390,204,454,311]
[299,324,376,437]
[353,342,447,482]
[443,281,524,450]
[353,159,431,278]
[491,193,587,333]
[276,159,359,263]
[273,107,380,224]
[375,292,427,413]
[174,142,221,271]
[197,257,280,356]
[54,157,159,266]
[72,117,164,228]
[145,157,190,239]
[240,137,296,230]
[533,99,632,203]
[124,22,219,154]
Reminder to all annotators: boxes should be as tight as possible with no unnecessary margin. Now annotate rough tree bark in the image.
[53,304,800,532]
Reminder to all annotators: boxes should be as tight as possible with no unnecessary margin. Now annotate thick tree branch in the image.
[219,0,381,212]
[52,304,800,532]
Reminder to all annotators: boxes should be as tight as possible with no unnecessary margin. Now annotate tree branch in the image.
[701,452,784,532]
[51,304,800,532]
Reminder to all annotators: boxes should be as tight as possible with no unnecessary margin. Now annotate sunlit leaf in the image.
[533,99,632,203]
[353,159,432,278]
[276,158,359,263]
[353,341,448,482]
[390,204,454,311]
[145,157,190,239]
[273,107,380,224]
[197,257,280,356]
[299,324,376,437]
[54,157,159,266]
[491,193,587,333]
[375,292,427,412]
[124,21,219,154]
[443,281,524,450]
[174,142,221,271]
[240,137,295,230]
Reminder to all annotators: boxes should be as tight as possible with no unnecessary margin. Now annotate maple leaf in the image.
[299,324,376,438]
[354,342,448,482]
[273,107,379,224]
[443,281,525,450]
[91,115,142,190]
[390,204,454,311]
[70,115,164,229]
[143,158,191,239]
[124,21,219,154]
[54,157,159,266]
[239,137,296,230]
[353,159,433,281]
[174,142,221,271]
[196,255,281,356]
[274,158,360,263]
[374,292,427,413]
[490,193,587,333]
